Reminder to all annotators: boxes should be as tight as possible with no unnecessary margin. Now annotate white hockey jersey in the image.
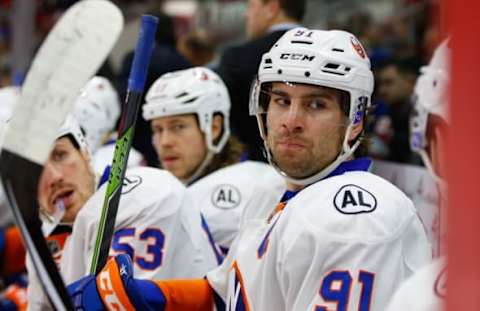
[207,158,432,311]
[92,140,144,176]
[387,258,445,311]
[190,161,285,252]
[61,166,218,285]
[371,160,443,256]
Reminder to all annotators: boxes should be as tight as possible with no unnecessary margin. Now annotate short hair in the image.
[263,0,306,21]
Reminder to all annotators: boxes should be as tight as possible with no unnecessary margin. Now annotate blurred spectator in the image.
[371,57,422,164]
[0,66,10,87]
[118,11,191,167]
[215,0,305,161]
[177,30,216,66]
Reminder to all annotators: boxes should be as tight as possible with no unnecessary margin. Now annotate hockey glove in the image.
[67,254,165,311]
[0,283,28,311]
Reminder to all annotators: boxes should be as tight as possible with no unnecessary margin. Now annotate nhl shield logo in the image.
[211,184,241,209]
[334,184,377,214]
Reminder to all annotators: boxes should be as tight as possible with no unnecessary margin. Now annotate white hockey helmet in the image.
[250,28,374,185]
[410,39,450,181]
[143,67,231,154]
[72,76,120,152]
[0,86,20,149]
[56,114,90,155]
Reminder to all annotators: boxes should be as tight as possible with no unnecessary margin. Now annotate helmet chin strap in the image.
[265,124,362,187]
[183,150,214,185]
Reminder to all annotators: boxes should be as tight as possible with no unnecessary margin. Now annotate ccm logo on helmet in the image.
[280,53,316,61]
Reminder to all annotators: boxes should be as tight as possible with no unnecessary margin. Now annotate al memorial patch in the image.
[333,184,377,214]
[211,184,241,209]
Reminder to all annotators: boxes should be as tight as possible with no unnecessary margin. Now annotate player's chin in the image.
[62,207,77,223]
[275,157,311,177]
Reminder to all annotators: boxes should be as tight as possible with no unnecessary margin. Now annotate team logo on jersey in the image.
[211,184,241,209]
[434,267,447,298]
[121,175,142,194]
[333,184,377,214]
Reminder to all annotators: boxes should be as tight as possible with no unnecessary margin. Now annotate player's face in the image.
[151,114,208,182]
[245,0,271,39]
[38,137,95,223]
[266,82,348,179]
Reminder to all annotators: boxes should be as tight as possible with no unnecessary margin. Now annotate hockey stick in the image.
[0,1,123,309]
[90,15,158,275]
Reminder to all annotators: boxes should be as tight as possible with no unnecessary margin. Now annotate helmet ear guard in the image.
[249,28,374,185]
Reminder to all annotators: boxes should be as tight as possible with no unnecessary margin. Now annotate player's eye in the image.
[272,95,290,106]
[152,126,163,134]
[171,123,186,132]
[306,99,326,110]
[51,149,68,162]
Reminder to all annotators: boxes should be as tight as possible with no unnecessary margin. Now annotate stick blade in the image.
[4,0,124,164]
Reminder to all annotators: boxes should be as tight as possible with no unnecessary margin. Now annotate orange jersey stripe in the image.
[267,201,287,222]
[232,261,251,311]
[155,279,213,311]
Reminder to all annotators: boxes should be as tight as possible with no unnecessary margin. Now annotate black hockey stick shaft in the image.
[0,151,74,310]
[90,15,158,275]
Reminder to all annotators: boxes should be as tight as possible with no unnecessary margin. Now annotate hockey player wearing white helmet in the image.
[72,76,145,177]
[29,113,219,308]
[27,115,97,310]
[143,66,285,253]
[387,39,451,311]
[68,28,430,311]
[143,67,241,184]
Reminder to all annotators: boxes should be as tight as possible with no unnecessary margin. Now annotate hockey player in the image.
[386,39,450,311]
[26,115,96,310]
[68,28,431,311]
[59,74,224,283]
[142,66,285,253]
[72,76,144,177]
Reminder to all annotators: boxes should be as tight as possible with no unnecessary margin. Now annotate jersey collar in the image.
[325,157,372,179]
[282,157,372,202]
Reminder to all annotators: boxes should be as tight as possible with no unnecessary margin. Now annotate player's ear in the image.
[348,120,363,143]
[211,114,223,142]
[266,0,280,19]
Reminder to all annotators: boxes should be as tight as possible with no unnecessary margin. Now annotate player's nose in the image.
[44,162,65,185]
[282,101,305,132]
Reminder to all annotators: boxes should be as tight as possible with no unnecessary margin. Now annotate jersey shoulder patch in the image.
[210,184,241,209]
[333,184,377,214]
[287,171,416,241]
